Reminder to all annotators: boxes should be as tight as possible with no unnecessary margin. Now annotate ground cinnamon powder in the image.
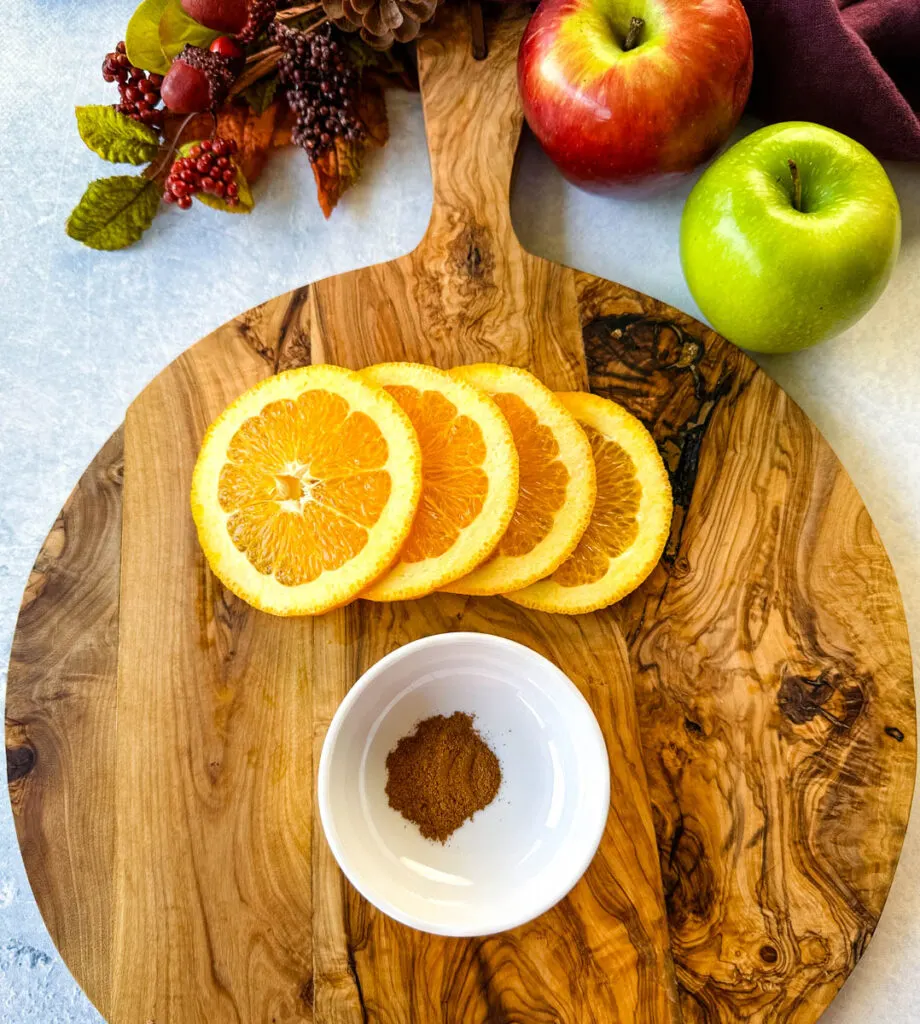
[385,712,501,843]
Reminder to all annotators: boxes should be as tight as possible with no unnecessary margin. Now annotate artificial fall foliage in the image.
[66,175,165,251]
[76,105,161,165]
[168,139,254,211]
[178,103,283,181]
[68,0,415,250]
[311,81,389,217]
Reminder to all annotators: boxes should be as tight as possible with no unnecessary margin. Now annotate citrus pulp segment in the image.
[191,364,422,616]
[359,362,519,601]
[443,364,596,595]
[506,392,672,615]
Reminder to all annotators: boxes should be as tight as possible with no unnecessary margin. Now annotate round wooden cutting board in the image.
[6,7,915,1023]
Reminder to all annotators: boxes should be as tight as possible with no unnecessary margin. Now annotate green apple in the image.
[680,122,901,353]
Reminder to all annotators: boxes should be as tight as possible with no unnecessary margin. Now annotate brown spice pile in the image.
[385,712,501,843]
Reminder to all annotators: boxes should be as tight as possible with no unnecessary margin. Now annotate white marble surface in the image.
[1,1,918,1020]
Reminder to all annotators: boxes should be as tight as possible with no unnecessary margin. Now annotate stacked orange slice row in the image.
[191,361,672,616]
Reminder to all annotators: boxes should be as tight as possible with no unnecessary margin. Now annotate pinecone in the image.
[322,0,440,50]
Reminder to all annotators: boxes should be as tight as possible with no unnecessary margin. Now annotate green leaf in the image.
[66,175,163,250]
[179,142,254,214]
[159,0,219,63]
[241,77,279,116]
[126,0,171,74]
[75,106,160,164]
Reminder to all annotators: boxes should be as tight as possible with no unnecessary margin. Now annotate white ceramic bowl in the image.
[317,632,610,936]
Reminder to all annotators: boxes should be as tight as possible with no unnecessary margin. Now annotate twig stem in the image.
[147,113,198,181]
[788,158,803,211]
[232,15,329,95]
[623,16,644,51]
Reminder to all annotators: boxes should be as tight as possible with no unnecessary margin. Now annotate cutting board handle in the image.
[415,4,529,249]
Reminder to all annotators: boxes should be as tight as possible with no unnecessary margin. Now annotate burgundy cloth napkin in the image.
[741,0,920,160]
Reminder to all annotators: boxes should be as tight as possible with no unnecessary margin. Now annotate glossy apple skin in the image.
[680,122,901,353]
[518,0,752,191]
[161,59,213,114]
[181,0,248,35]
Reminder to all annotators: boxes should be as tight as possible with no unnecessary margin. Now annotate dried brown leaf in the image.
[272,101,298,148]
[311,81,388,218]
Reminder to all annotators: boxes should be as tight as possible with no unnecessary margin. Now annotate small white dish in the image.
[317,632,610,937]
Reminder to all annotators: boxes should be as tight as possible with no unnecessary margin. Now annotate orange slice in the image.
[191,364,422,616]
[506,392,672,615]
[359,363,519,601]
[444,364,596,595]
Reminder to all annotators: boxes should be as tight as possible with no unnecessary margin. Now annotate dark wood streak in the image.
[235,285,312,372]
[472,944,508,1023]
[5,427,124,1019]
[580,306,750,569]
[577,276,916,1023]
[345,945,369,1024]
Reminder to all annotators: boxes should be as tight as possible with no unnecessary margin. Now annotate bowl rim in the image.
[317,630,611,937]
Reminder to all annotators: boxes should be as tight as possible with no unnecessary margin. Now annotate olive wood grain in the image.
[307,9,676,1021]
[6,4,915,1023]
[6,428,124,1019]
[576,280,916,1022]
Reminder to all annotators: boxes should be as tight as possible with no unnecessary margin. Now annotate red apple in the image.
[518,0,753,191]
[181,0,248,35]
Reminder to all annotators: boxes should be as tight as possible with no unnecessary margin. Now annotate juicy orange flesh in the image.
[384,385,488,563]
[490,392,568,558]
[217,389,391,586]
[553,426,640,587]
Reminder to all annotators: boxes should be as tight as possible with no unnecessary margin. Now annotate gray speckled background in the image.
[1,1,918,1021]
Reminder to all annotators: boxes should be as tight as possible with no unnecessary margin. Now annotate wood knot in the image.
[777,669,865,731]
[759,944,779,964]
[654,324,702,370]
[107,457,125,487]
[448,226,494,285]
[583,314,706,378]
[6,744,36,782]
[672,556,691,578]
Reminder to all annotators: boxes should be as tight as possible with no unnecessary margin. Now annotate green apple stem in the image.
[623,16,645,51]
[788,159,803,212]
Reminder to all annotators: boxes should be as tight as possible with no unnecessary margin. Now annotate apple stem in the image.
[623,16,644,51]
[788,159,803,212]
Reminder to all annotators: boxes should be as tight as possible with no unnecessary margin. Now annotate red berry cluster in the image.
[163,139,241,210]
[102,42,164,131]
